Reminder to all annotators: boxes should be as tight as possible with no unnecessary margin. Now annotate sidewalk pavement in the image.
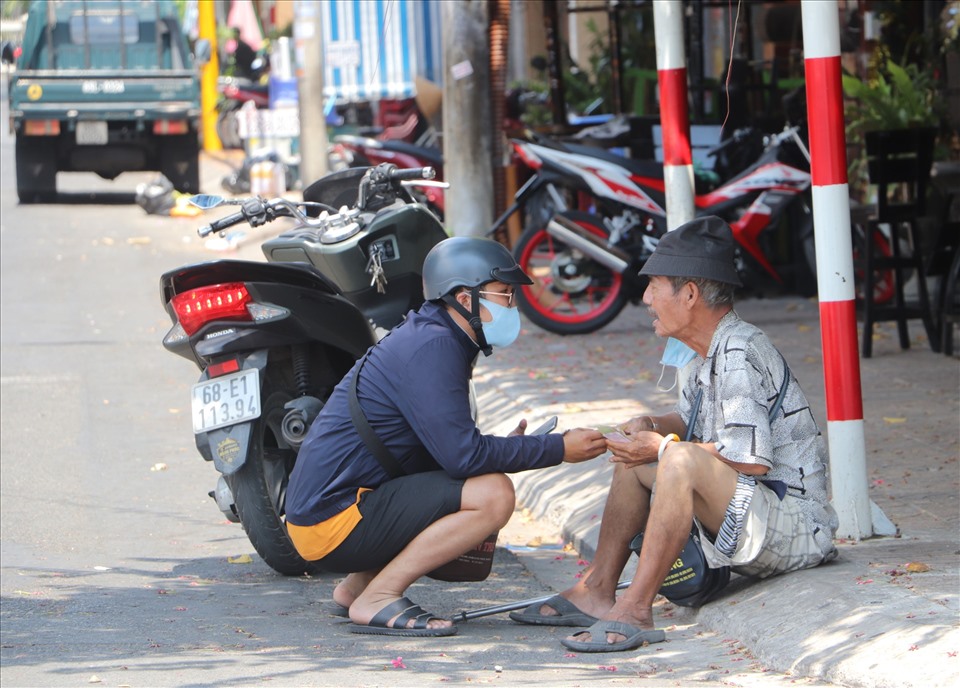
[197,151,957,685]
[473,296,959,688]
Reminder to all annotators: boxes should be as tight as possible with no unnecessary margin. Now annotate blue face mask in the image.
[479,297,521,349]
[657,337,698,392]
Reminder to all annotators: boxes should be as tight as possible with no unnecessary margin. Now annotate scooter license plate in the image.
[191,369,261,434]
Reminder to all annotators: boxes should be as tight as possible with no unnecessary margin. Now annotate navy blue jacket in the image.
[285,301,565,526]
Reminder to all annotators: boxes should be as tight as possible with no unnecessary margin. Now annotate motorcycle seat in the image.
[375,140,444,168]
[564,143,664,180]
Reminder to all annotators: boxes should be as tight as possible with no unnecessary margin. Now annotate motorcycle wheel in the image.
[226,383,321,576]
[514,211,628,335]
[852,223,897,305]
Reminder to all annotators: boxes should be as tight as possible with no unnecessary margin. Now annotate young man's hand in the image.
[507,419,528,437]
[561,428,607,463]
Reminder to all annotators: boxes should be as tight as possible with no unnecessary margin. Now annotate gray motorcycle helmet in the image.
[422,237,532,356]
[422,236,532,300]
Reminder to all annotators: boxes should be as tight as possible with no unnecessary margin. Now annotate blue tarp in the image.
[320,0,442,102]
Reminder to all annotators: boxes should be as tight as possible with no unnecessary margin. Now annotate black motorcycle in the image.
[159,164,447,575]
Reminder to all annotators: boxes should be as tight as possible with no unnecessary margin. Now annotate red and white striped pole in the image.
[653,0,695,230]
[801,0,874,539]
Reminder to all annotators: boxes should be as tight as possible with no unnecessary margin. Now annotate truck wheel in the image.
[15,137,57,204]
[161,134,201,194]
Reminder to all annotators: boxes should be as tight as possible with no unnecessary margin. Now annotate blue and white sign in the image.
[320,0,442,102]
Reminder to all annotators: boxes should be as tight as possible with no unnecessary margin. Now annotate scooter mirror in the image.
[189,194,225,209]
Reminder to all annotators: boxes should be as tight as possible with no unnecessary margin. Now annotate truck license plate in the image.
[191,369,261,434]
[76,121,108,145]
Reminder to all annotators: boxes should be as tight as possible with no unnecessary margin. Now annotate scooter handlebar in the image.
[388,166,435,181]
[198,210,246,238]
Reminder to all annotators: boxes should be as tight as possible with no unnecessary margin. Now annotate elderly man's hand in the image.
[620,415,658,435]
[561,428,608,463]
[606,430,661,468]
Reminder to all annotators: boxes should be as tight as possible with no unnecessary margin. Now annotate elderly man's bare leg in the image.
[566,443,738,647]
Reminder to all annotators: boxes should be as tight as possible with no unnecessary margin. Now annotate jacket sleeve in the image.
[394,338,564,478]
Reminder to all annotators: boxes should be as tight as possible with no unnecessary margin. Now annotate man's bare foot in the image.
[530,589,614,621]
[564,600,656,645]
[350,592,453,631]
[332,571,376,610]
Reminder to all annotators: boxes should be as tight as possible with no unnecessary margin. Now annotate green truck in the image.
[4,0,205,203]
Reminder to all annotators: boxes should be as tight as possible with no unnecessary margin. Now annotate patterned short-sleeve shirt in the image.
[675,310,838,557]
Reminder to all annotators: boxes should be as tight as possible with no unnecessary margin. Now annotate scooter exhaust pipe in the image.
[544,215,631,274]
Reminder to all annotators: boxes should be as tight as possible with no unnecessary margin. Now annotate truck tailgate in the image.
[9,71,200,120]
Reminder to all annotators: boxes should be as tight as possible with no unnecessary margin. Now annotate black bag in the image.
[425,531,498,582]
[348,356,498,583]
[628,526,730,607]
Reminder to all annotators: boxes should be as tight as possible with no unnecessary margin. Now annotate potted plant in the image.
[842,58,943,201]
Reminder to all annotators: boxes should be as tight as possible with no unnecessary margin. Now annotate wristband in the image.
[647,416,659,432]
[657,433,679,461]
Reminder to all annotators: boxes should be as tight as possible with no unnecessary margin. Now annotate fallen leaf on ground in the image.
[150,463,168,472]
[882,417,907,424]
[905,562,931,573]
[227,554,253,564]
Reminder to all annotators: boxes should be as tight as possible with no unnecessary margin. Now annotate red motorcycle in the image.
[491,126,820,334]
[328,100,444,217]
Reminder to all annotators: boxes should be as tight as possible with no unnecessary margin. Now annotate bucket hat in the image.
[640,216,742,286]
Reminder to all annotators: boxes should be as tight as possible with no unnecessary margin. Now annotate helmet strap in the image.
[442,288,492,357]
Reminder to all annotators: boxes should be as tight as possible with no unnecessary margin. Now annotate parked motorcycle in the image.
[216,76,270,150]
[329,100,444,218]
[159,164,447,575]
[488,126,818,334]
[329,135,445,218]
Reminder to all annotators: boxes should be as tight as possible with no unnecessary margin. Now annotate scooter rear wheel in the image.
[514,211,628,335]
[226,386,322,576]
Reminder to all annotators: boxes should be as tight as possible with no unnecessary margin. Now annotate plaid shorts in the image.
[697,481,833,579]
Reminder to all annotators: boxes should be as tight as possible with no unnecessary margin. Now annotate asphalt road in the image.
[0,79,839,687]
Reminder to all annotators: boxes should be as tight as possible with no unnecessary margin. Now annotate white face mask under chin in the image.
[657,337,698,392]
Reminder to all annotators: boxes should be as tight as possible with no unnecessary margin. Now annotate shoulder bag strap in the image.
[348,355,406,479]
[682,352,791,441]
[767,353,790,422]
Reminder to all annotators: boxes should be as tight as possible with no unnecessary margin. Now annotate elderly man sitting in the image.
[511,215,838,652]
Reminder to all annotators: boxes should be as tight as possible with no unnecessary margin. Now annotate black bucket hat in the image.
[640,216,742,286]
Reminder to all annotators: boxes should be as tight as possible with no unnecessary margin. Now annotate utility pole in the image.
[294,0,328,186]
[442,0,492,237]
[198,0,221,151]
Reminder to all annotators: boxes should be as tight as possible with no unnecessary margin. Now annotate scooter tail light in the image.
[207,358,240,378]
[171,283,253,336]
